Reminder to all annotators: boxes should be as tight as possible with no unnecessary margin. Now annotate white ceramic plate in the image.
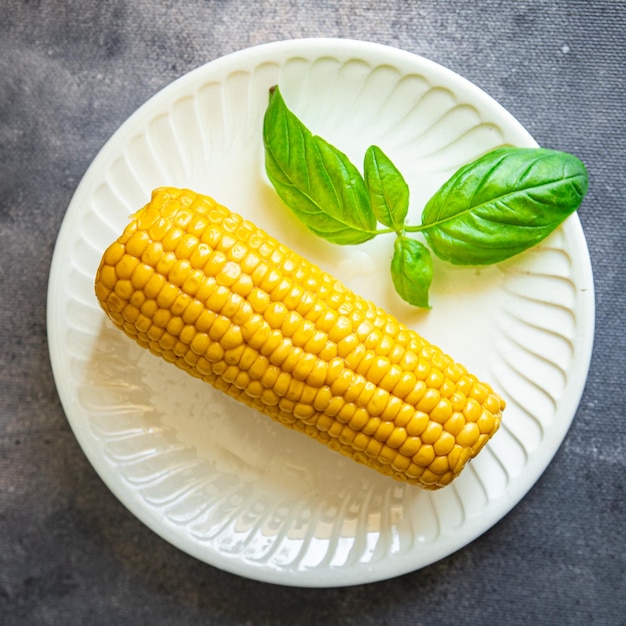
[47,39,594,587]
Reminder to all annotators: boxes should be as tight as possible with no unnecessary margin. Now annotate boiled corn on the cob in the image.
[95,187,505,489]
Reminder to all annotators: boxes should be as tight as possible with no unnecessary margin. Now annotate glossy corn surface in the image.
[95,187,505,489]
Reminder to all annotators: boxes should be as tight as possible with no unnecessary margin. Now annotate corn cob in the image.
[94,187,505,489]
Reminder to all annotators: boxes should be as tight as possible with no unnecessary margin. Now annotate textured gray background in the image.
[1,1,625,624]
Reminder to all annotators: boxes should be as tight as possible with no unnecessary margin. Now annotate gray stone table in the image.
[1,1,624,624]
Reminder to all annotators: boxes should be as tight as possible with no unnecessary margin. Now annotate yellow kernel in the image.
[405,463,424,479]
[398,436,421,457]
[328,316,352,342]
[171,293,191,317]
[399,349,419,370]
[175,233,199,260]
[343,344,367,370]
[190,332,210,355]
[391,454,411,472]
[476,410,497,434]
[406,411,429,437]
[168,259,191,287]
[188,242,211,269]
[447,445,463,472]
[156,251,176,277]
[245,381,264,399]
[445,362,467,383]
[162,226,183,252]
[335,402,355,423]
[304,331,329,356]
[122,304,140,323]
[281,345,306,374]
[260,388,279,406]
[292,321,315,347]
[348,407,369,431]
[315,413,333,432]
[125,230,150,258]
[281,310,302,337]
[457,422,480,447]
[256,328,282,357]
[413,444,435,467]
[366,388,389,417]
[421,421,443,444]
[378,364,403,392]
[105,294,124,315]
[415,358,432,381]
[207,315,229,342]
[361,416,381,436]
[156,283,179,309]
[394,404,415,428]
[379,445,397,464]
[364,438,383,458]
[450,391,468,412]
[115,255,139,280]
[325,396,344,417]
[404,379,426,405]
[434,431,456,456]
[130,264,153,291]
[216,261,241,287]
[469,382,489,404]
[353,432,369,451]
[179,325,196,345]
[430,398,453,424]
[336,334,359,357]
[204,251,227,277]
[367,356,391,386]
[380,395,403,421]
[336,372,362,402]
[220,325,243,350]
[148,216,170,242]
[152,308,170,329]
[166,316,184,337]
[306,360,328,387]
[392,372,417,399]
[103,242,125,266]
[312,386,333,412]
[374,420,394,442]
[387,427,407,450]
[338,425,356,445]
[206,285,231,313]
[463,398,483,422]
[486,393,505,414]
[415,387,440,413]
[428,456,449,475]
[292,352,317,381]
[457,375,474,396]
[472,433,490,454]
[114,279,133,301]
[420,469,441,485]
[158,331,176,351]
[268,338,293,367]
[442,412,465,436]
[440,378,456,399]
[426,367,445,388]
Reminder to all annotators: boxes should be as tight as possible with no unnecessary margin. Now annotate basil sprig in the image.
[263,86,588,308]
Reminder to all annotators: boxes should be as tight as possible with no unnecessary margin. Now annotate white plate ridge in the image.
[47,38,594,587]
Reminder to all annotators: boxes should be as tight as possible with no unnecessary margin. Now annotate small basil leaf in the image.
[421,147,589,265]
[364,145,409,231]
[263,86,376,245]
[391,236,433,308]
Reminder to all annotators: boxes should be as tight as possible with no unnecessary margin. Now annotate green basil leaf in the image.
[421,147,589,265]
[364,145,409,231]
[263,86,376,245]
[391,236,433,308]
